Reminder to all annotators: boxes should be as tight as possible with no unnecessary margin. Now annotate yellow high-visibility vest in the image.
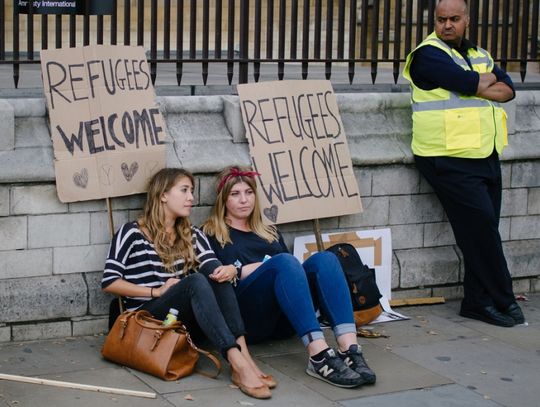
[403,32,508,158]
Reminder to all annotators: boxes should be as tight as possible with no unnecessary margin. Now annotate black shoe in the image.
[338,344,376,384]
[502,302,525,324]
[306,348,364,388]
[459,305,515,327]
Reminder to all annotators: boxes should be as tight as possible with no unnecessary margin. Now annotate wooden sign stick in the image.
[312,218,324,252]
[106,197,115,239]
[105,197,125,312]
[0,373,156,399]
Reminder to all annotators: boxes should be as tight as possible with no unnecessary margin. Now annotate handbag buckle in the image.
[119,318,129,339]
[151,330,163,351]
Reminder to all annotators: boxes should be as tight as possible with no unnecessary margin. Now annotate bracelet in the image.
[150,287,155,298]
[233,260,243,279]
[228,263,239,286]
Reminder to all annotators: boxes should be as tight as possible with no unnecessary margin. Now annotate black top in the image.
[207,227,289,272]
[102,221,221,310]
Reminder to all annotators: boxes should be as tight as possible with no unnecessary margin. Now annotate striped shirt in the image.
[102,221,221,311]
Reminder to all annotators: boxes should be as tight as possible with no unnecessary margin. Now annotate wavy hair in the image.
[203,166,279,246]
[138,168,197,273]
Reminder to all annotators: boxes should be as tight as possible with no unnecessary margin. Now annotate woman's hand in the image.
[209,265,238,283]
[104,277,178,299]
[155,278,179,297]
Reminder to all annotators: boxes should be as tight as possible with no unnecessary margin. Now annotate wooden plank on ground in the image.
[390,297,446,307]
[0,373,156,399]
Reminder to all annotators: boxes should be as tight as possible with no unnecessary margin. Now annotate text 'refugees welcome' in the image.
[44,54,165,156]
[241,90,358,206]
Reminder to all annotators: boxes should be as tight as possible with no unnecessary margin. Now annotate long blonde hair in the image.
[203,166,279,246]
[138,168,197,272]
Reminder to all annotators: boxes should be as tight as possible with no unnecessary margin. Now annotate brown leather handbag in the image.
[102,310,221,381]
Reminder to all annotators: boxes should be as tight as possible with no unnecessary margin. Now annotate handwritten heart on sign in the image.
[73,168,89,189]
[121,162,139,182]
[263,205,278,223]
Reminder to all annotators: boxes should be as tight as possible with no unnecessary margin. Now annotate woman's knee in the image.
[305,251,342,275]
[312,251,339,265]
[184,273,212,294]
[271,253,304,275]
[272,252,298,264]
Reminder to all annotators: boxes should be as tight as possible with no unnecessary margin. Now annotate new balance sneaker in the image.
[338,344,376,384]
[306,348,364,388]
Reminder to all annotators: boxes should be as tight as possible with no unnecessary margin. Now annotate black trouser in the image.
[414,152,515,310]
[142,273,245,357]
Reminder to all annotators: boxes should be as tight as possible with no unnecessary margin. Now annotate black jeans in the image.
[141,273,246,357]
[414,152,515,310]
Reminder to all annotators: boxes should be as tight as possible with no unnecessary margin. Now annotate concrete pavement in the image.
[0,295,538,407]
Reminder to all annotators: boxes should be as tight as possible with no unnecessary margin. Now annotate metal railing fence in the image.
[1,0,539,88]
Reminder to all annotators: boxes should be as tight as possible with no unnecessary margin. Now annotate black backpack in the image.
[326,243,383,326]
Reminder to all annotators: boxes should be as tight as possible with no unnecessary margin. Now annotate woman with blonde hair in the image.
[102,168,273,399]
[203,166,376,389]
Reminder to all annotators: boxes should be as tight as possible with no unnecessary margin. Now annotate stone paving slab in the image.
[0,368,170,407]
[414,299,540,352]
[0,336,110,376]
[364,313,483,349]
[127,356,238,395]
[259,341,452,402]
[164,371,337,407]
[391,334,540,407]
[453,319,539,352]
[247,335,307,357]
[128,368,226,395]
[340,383,503,407]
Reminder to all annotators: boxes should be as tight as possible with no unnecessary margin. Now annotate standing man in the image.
[403,0,525,327]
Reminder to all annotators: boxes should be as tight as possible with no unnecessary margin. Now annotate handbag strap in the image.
[193,346,222,379]
[134,310,185,332]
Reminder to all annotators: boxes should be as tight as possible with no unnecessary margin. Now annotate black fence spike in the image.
[1,1,538,88]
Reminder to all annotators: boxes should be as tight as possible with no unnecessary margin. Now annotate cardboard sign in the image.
[293,229,408,324]
[237,80,362,225]
[41,45,167,202]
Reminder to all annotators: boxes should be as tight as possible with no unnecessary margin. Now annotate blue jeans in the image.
[235,252,356,346]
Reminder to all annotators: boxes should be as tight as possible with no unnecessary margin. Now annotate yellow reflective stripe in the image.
[411,93,493,112]
[469,56,491,65]
[424,35,492,70]
[425,37,465,66]
[424,36,450,49]
[412,99,492,112]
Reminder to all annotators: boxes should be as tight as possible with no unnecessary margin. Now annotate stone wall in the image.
[0,92,539,342]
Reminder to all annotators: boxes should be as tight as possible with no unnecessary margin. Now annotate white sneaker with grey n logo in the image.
[318,365,334,377]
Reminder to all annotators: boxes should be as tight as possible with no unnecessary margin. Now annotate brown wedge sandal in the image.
[231,370,271,399]
[259,374,277,389]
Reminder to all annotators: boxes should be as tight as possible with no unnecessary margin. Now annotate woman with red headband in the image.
[203,166,376,389]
